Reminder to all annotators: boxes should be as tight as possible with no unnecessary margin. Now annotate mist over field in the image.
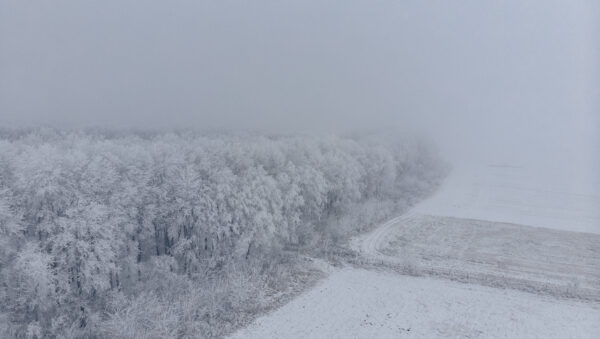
[1,1,599,338]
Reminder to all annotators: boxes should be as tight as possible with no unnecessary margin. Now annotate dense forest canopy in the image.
[0,129,445,338]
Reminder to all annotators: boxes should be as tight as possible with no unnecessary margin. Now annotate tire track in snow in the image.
[350,209,600,302]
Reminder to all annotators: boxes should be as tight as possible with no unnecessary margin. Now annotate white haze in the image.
[1,2,599,337]
[1,0,598,173]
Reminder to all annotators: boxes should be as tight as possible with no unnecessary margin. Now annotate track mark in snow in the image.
[352,213,600,301]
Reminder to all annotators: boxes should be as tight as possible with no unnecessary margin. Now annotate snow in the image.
[416,164,600,234]
[231,164,600,338]
[354,212,600,300]
[231,268,600,339]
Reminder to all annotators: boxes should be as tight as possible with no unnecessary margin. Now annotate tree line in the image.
[0,129,445,338]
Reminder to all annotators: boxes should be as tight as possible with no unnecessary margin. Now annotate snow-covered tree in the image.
[0,128,445,337]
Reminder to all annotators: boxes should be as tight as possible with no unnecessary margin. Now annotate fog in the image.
[1,0,598,170]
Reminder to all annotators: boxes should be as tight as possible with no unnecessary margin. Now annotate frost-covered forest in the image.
[0,129,444,338]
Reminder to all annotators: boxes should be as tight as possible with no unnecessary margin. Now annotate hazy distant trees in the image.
[0,129,445,338]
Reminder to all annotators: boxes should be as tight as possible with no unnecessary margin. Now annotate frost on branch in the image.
[0,129,445,338]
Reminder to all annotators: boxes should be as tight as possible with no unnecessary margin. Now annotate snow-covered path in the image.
[231,269,600,339]
[231,164,600,338]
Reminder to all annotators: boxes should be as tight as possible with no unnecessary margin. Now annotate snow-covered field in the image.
[355,212,600,301]
[416,164,600,234]
[232,269,600,339]
[231,164,600,338]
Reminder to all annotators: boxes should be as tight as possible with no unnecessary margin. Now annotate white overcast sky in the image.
[1,1,598,169]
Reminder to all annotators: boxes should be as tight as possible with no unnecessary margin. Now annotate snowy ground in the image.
[231,269,600,339]
[231,164,600,338]
[354,212,600,301]
[416,164,600,234]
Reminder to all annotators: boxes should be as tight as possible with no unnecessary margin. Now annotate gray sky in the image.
[1,1,598,167]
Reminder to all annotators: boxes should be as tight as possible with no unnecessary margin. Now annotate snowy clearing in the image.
[231,268,600,339]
